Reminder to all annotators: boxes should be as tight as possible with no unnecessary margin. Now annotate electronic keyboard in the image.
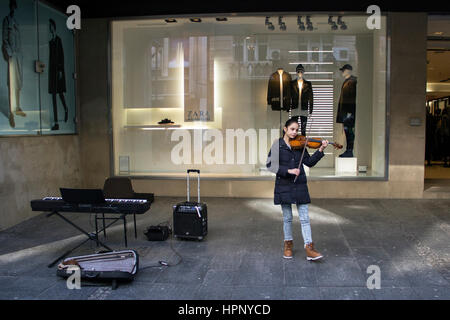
[31,197,150,214]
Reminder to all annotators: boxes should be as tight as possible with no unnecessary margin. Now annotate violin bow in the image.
[294,114,314,183]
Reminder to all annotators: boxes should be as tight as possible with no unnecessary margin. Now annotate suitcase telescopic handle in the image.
[187,169,200,203]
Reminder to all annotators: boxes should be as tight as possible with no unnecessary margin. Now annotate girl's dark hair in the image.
[283,117,299,136]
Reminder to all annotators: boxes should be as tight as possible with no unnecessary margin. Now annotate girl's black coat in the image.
[266,137,324,205]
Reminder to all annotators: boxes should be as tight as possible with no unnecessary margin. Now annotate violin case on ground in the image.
[173,169,208,240]
[56,250,138,289]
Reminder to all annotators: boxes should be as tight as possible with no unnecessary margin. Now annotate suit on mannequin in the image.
[48,18,68,131]
[336,64,357,158]
[290,64,313,135]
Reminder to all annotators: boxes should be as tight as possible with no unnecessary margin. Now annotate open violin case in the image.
[56,250,138,289]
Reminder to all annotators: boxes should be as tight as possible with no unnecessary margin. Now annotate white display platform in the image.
[335,157,358,176]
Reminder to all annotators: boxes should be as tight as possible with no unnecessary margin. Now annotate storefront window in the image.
[111,14,387,178]
[0,0,77,136]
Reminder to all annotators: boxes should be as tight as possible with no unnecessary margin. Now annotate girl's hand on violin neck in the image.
[319,140,329,152]
[288,168,300,176]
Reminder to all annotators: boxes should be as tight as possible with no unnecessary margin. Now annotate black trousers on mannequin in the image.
[52,92,68,123]
[300,115,307,136]
[343,113,355,151]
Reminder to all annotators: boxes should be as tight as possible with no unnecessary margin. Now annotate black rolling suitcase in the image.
[56,250,138,289]
[173,169,208,240]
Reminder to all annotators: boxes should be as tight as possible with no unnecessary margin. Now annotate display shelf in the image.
[124,124,182,129]
[123,124,221,130]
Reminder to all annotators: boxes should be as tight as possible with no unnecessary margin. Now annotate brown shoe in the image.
[15,108,26,117]
[305,242,323,261]
[283,240,293,259]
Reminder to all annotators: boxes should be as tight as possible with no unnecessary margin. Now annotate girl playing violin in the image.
[266,117,329,260]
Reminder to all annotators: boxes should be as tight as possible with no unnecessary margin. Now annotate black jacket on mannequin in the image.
[290,78,313,112]
[48,35,66,94]
[267,70,292,111]
[336,75,357,123]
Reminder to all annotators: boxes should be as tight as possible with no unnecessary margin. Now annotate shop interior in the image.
[425,14,450,195]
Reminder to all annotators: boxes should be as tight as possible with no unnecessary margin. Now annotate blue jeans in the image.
[281,203,312,245]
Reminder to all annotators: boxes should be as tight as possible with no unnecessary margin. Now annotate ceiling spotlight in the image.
[337,16,347,30]
[265,17,275,31]
[297,16,305,31]
[190,18,202,23]
[216,17,228,21]
[328,15,338,30]
[278,17,286,31]
[306,16,313,31]
[165,18,177,23]
[278,16,287,30]
[328,16,333,25]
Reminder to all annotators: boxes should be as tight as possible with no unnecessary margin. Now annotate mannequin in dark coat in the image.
[290,79,313,111]
[336,64,357,157]
[290,64,313,136]
[48,19,68,131]
[336,75,357,123]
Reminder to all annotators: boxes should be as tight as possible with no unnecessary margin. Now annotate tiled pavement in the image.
[0,197,449,300]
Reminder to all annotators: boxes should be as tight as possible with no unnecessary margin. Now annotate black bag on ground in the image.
[56,250,138,289]
[173,169,208,240]
[144,225,170,241]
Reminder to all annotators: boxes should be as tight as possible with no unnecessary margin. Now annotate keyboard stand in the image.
[95,213,138,241]
[46,210,128,268]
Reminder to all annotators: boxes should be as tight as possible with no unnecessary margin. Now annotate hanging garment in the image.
[425,110,436,163]
[267,69,292,111]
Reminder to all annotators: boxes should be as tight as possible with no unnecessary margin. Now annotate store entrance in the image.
[424,15,450,197]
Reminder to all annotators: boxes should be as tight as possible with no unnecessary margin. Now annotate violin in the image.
[289,135,343,150]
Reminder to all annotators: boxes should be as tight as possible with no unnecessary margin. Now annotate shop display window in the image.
[111,14,387,178]
[0,0,77,136]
